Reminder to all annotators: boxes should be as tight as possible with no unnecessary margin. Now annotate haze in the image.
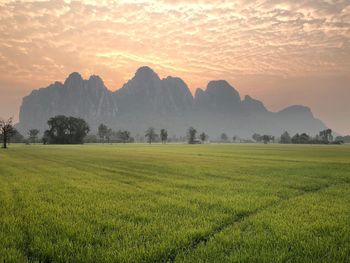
[0,0,349,134]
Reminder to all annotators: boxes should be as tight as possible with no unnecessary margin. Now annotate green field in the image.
[0,144,349,262]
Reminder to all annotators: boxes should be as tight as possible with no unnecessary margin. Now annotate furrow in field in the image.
[163,183,335,263]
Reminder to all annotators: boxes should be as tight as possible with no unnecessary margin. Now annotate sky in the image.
[0,0,349,134]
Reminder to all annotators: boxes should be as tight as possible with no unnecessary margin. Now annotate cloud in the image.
[0,0,349,88]
[0,0,349,132]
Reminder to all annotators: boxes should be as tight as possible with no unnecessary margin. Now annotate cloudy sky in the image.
[0,0,349,134]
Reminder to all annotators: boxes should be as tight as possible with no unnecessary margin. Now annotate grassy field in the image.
[0,144,349,262]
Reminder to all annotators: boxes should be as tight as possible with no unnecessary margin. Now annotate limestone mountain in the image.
[19,72,118,133]
[17,66,327,138]
[116,66,193,114]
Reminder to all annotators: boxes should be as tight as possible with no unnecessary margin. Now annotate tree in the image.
[252,133,262,142]
[42,130,50,145]
[220,133,228,142]
[262,135,273,144]
[187,127,197,144]
[120,130,131,143]
[299,133,310,144]
[335,135,350,144]
[292,133,310,144]
[10,129,24,143]
[199,132,207,143]
[145,127,157,144]
[280,131,291,144]
[45,115,89,144]
[0,117,15,148]
[319,129,333,143]
[160,129,168,144]
[98,123,108,143]
[292,133,300,144]
[105,128,113,143]
[115,130,131,143]
[28,129,40,144]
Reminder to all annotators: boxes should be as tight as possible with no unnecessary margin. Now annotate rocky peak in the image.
[134,66,160,82]
[88,74,103,83]
[194,80,241,113]
[116,68,194,113]
[87,75,107,91]
[64,72,83,87]
[194,88,205,99]
[161,76,194,111]
[278,105,313,117]
[244,95,254,101]
[206,80,241,103]
[242,95,268,113]
[162,76,192,98]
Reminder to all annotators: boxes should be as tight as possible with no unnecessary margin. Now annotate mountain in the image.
[19,72,118,133]
[242,95,268,114]
[17,66,327,138]
[116,67,193,114]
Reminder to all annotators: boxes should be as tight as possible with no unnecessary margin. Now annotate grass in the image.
[0,144,349,262]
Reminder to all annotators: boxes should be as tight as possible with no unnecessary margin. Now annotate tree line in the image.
[95,125,198,144]
[0,116,90,148]
[1,115,348,148]
[0,115,209,147]
[253,129,344,144]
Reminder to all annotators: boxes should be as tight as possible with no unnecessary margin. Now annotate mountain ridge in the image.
[17,66,327,138]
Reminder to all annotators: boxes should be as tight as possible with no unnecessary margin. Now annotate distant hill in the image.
[17,66,327,137]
